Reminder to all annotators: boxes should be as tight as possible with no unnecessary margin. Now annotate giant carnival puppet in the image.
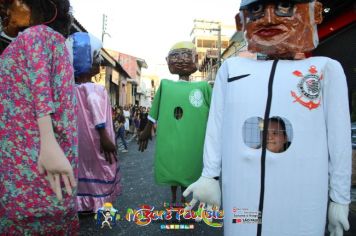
[139,41,212,204]
[0,0,78,234]
[66,32,121,213]
[184,1,352,236]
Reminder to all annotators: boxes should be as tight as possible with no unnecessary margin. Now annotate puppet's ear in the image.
[314,1,323,25]
[235,12,244,31]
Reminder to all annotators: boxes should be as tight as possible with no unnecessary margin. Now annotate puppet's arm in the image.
[324,59,352,236]
[183,61,228,210]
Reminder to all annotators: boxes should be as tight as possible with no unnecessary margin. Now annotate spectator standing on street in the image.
[138,106,148,133]
[0,0,78,234]
[67,32,121,213]
[133,108,141,140]
[123,105,130,137]
[115,107,129,153]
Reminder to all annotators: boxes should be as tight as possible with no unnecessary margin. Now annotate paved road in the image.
[78,136,356,236]
[79,136,223,236]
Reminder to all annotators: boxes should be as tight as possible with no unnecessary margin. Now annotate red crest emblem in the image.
[291,66,323,110]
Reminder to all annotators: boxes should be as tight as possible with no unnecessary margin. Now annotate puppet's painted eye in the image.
[250,3,264,14]
[275,1,294,16]
[277,1,293,9]
[246,3,265,21]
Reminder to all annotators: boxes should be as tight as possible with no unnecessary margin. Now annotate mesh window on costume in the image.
[243,117,264,149]
[174,106,183,120]
[243,116,293,153]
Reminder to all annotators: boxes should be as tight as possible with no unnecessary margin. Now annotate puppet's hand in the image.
[98,128,117,164]
[328,202,349,236]
[38,140,76,201]
[138,122,153,152]
[183,176,221,211]
[37,116,76,201]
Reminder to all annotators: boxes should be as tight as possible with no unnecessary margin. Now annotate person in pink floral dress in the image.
[0,0,78,235]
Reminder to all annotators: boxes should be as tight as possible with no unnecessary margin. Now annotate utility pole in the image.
[217,23,222,68]
[101,14,111,44]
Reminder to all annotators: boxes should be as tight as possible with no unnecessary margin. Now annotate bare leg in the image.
[181,186,187,203]
[171,186,177,203]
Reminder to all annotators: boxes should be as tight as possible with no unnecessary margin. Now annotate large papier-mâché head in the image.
[166,41,198,76]
[67,32,103,78]
[236,0,323,57]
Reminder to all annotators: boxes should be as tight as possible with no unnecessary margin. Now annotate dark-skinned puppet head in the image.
[67,32,103,83]
[235,0,323,58]
[166,41,198,80]
[0,0,72,38]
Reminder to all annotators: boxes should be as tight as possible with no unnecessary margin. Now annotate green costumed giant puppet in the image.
[139,41,212,203]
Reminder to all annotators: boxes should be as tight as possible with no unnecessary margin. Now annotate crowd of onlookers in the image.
[112,104,150,152]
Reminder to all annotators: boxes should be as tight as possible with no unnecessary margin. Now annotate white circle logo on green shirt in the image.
[189,89,203,108]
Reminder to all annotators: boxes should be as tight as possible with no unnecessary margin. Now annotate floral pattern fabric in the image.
[0,25,78,235]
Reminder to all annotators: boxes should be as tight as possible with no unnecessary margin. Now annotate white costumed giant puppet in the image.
[183,1,352,236]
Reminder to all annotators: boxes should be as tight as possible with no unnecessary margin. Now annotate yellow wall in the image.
[126,83,133,106]
[92,66,106,86]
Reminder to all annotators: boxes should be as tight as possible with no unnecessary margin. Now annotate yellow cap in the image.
[170,41,195,52]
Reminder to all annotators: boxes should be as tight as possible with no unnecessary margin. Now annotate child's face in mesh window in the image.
[266,120,287,153]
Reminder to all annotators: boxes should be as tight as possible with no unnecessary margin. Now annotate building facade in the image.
[190,19,235,81]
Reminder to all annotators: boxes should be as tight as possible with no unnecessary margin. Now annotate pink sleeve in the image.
[87,86,107,126]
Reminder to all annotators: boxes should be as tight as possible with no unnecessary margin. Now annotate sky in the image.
[70,0,241,79]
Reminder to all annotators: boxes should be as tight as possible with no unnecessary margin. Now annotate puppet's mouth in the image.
[174,64,190,69]
[255,28,285,37]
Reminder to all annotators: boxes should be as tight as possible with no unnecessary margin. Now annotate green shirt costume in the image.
[149,79,212,187]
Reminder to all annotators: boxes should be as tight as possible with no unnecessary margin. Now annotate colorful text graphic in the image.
[125,204,224,227]
[160,224,195,230]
